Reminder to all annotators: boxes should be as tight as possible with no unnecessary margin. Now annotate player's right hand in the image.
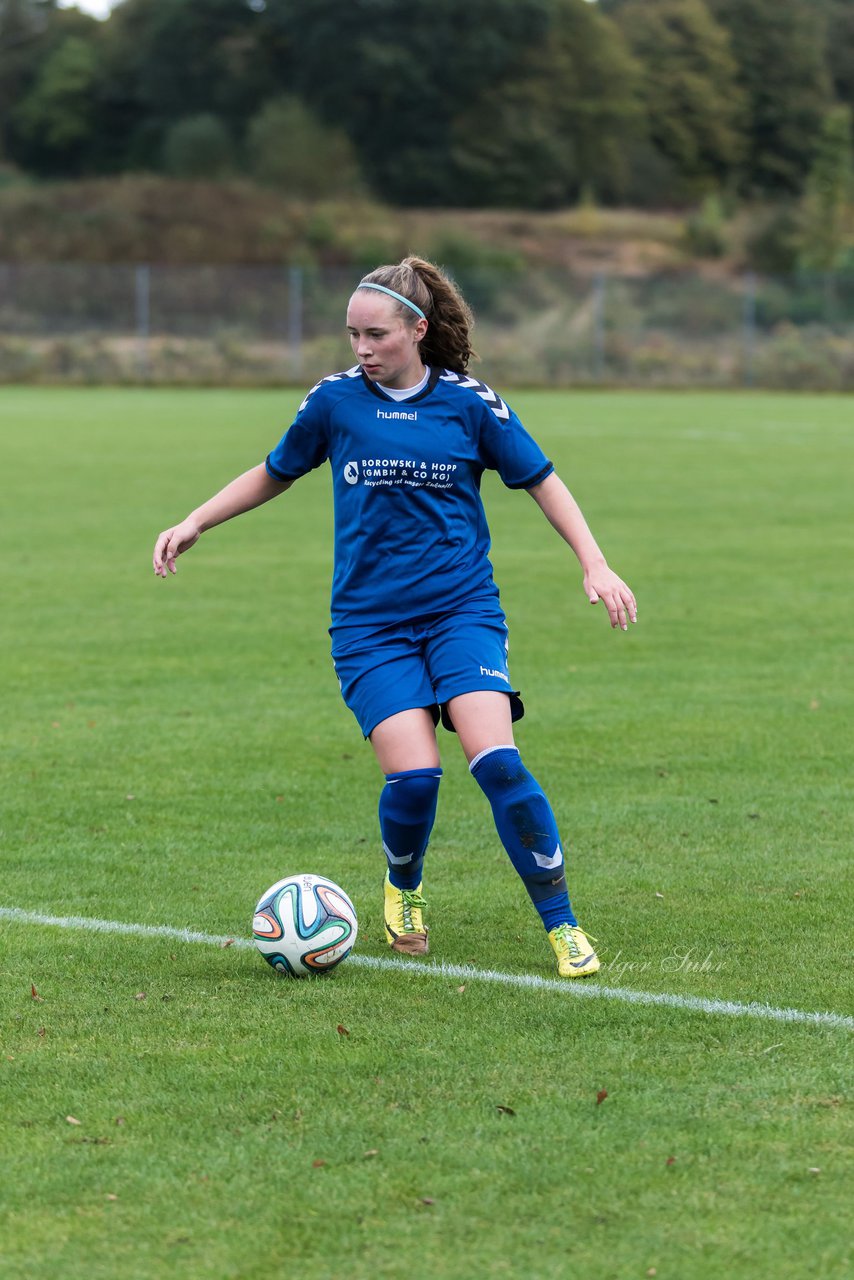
[152,520,201,577]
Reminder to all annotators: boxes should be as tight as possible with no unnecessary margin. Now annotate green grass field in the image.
[1,387,851,1280]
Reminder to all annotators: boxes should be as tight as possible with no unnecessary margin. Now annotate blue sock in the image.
[470,746,577,932]
[379,767,442,891]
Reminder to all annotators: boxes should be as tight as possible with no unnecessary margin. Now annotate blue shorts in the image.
[331,606,525,738]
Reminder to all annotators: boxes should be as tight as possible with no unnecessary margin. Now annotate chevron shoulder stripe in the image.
[440,369,510,422]
[298,364,361,413]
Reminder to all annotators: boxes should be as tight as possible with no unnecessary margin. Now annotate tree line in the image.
[1,0,852,212]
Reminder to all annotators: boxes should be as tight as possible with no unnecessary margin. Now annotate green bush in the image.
[162,114,235,180]
[743,203,802,274]
[682,194,729,258]
[246,98,364,199]
[751,323,851,389]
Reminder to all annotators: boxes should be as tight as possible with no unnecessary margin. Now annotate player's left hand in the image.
[583,566,637,631]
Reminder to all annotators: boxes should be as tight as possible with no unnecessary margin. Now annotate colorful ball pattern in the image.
[252,873,358,977]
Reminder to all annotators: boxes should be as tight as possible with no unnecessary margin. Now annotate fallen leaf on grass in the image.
[133,993,147,1001]
[363,1149,379,1159]
[420,1197,436,1206]
[220,938,235,949]
[66,1116,81,1126]
[596,1090,608,1106]
[496,1104,516,1116]
[37,1027,46,1038]
[105,1194,119,1202]
[666,1156,676,1166]
[456,985,466,993]
[31,985,44,1002]
[114,1117,126,1126]
[336,1024,350,1037]
[312,1159,326,1168]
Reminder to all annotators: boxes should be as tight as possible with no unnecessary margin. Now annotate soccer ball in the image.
[252,873,358,977]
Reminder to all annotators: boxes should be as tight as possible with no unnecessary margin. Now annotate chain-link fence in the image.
[2,262,853,389]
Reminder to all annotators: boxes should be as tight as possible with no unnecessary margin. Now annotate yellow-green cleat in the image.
[548,923,600,977]
[383,873,429,955]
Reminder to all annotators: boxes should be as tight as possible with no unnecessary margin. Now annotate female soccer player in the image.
[152,257,636,977]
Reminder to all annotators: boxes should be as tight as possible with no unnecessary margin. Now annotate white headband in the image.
[357,282,426,320]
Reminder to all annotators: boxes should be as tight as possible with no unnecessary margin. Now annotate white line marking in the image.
[2,905,851,1031]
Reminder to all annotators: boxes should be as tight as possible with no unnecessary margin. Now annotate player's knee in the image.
[470,745,537,803]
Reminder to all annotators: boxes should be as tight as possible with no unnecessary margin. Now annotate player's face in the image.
[346,293,428,389]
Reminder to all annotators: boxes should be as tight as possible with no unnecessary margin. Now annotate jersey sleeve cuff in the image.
[507,461,554,491]
[265,454,295,482]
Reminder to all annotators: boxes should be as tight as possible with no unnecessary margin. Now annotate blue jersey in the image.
[265,366,553,628]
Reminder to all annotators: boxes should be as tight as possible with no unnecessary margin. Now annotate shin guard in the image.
[470,745,577,930]
[379,767,442,890]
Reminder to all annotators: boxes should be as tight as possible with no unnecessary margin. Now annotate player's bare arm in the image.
[152,463,292,577]
[527,470,637,631]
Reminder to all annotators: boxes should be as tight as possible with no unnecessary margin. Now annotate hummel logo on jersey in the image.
[440,370,511,422]
[377,408,417,421]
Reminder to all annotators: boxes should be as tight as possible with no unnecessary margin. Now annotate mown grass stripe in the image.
[2,905,851,1031]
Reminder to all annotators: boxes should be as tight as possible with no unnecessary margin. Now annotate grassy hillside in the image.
[0,176,690,272]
